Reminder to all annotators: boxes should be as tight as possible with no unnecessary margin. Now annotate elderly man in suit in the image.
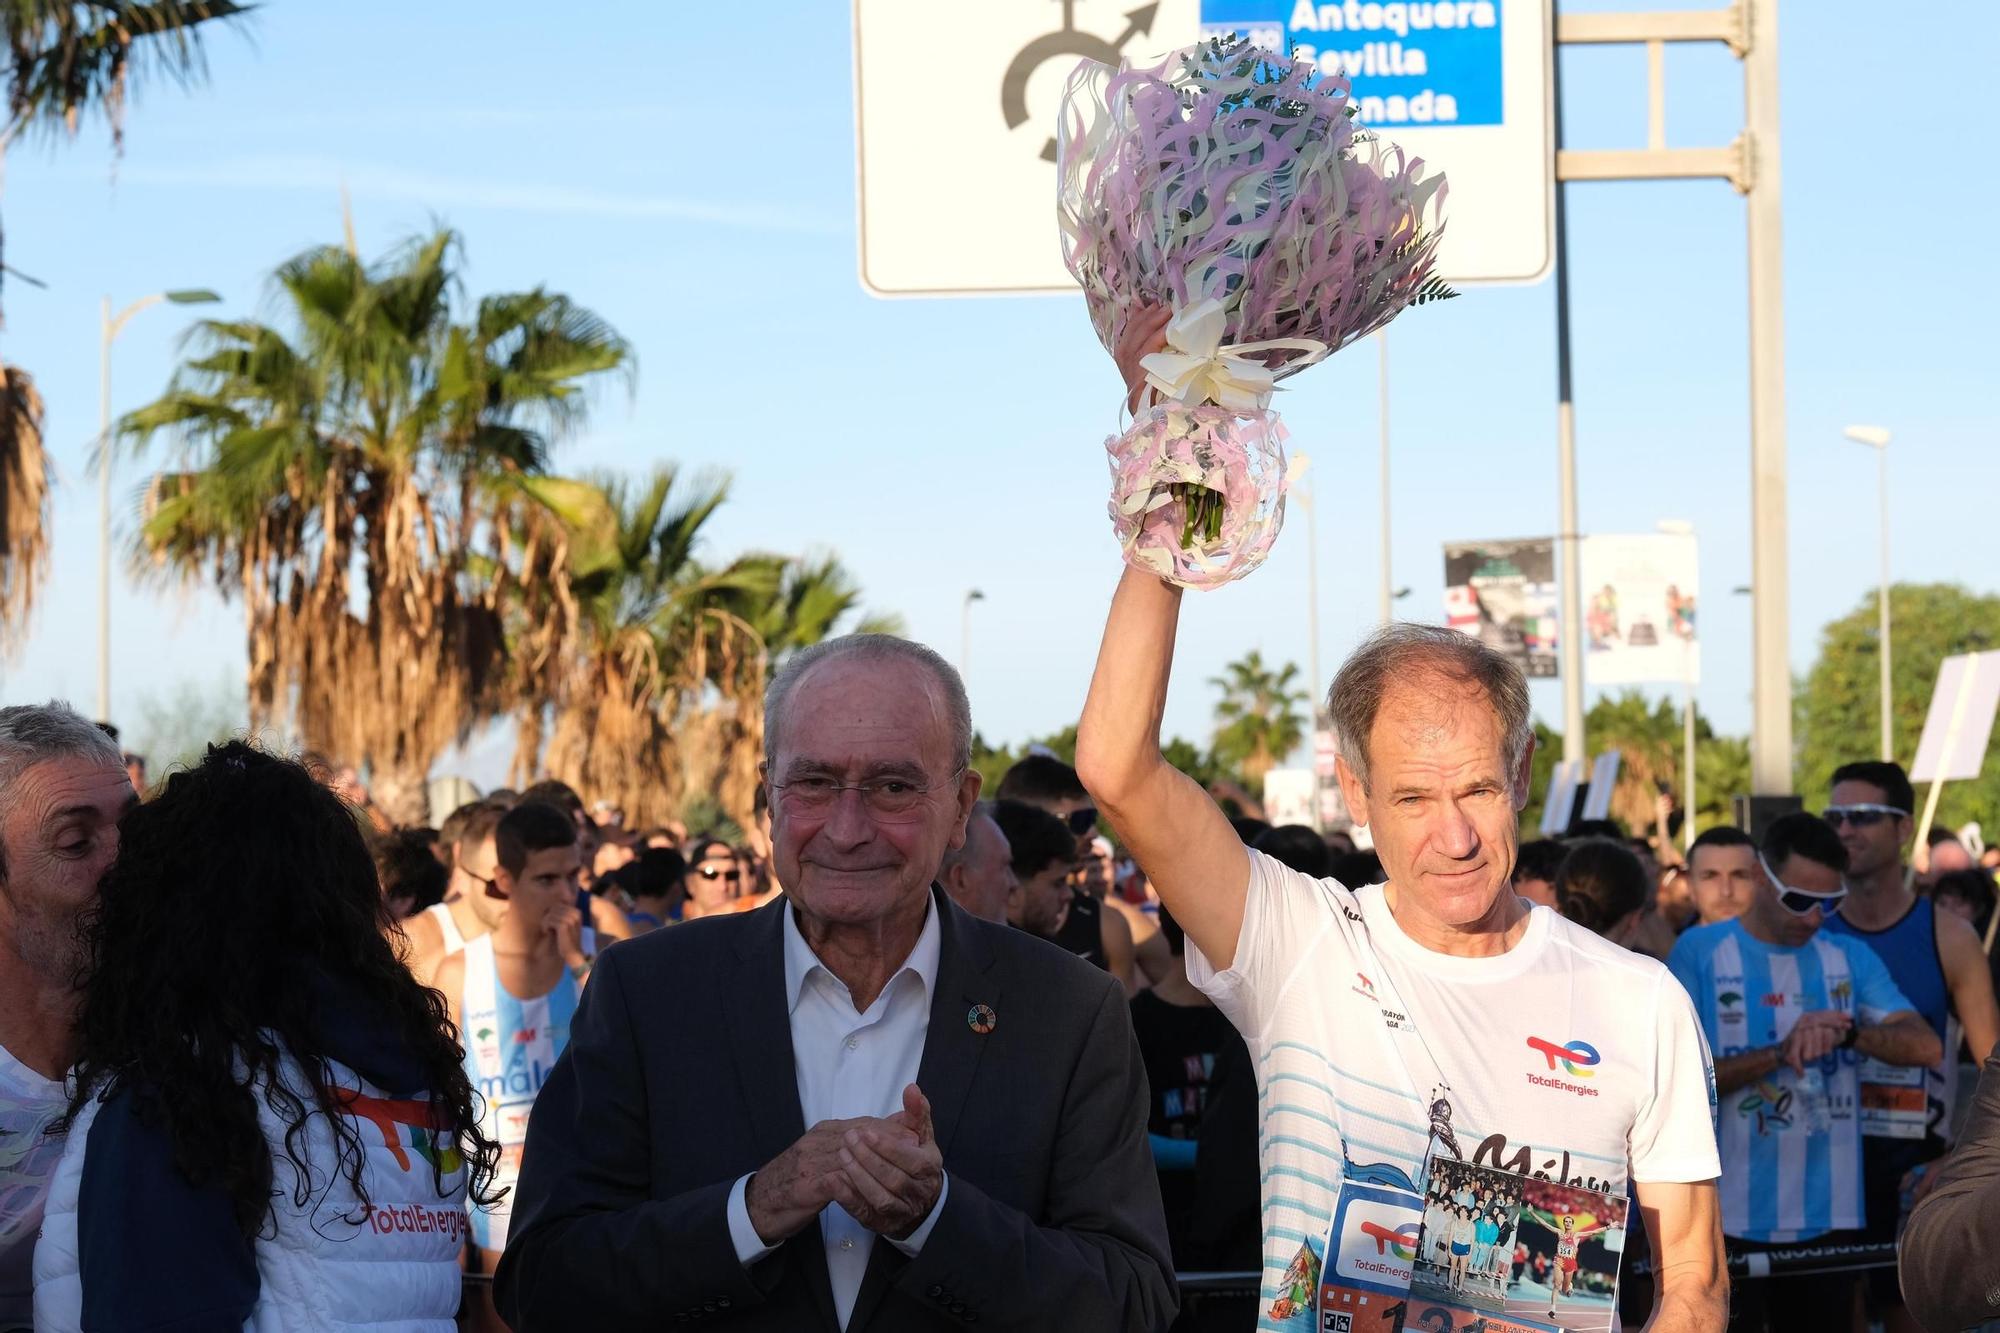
[495,635,1177,1332]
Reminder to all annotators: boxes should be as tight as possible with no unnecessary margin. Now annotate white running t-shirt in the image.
[0,1043,66,1328]
[1187,851,1720,1331]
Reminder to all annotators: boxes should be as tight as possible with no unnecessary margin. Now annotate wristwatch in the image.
[1838,1024,1860,1050]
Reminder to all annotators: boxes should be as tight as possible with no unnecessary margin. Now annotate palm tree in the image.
[513,467,901,835]
[0,365,47,646]
[1209,649,1309,796]
[0,2,249,646]
[516,465,777,828]
[123,229,632,824]
[684,553,904,837]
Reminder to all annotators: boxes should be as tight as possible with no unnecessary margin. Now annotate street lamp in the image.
[1843,425,1893,761]
[99,288,220,722]
[960,588,985,683]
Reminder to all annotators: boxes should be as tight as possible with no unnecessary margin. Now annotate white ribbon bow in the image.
[1137,298,1329,413]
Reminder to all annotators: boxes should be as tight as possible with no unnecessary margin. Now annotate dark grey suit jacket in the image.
[493,887,1177,1332]
[1901,1050,2000,1331]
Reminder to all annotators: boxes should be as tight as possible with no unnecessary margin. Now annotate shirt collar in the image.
[782,890,941,1016]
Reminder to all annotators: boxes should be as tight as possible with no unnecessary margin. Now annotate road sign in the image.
[1200,0,1553,284]
[1911,652,2000,785]
[852,0,1202,296]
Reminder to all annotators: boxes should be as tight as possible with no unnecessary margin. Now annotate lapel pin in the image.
[967,1003,997,1036]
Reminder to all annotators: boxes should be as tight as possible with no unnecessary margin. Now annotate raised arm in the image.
[1075,569,1251,970]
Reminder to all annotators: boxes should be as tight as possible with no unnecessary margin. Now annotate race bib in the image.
[1855,1058,1926,1140]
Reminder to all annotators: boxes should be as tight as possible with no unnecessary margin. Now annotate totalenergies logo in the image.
[1358,1219,1420,1260]
[1526,1036,1602,1079]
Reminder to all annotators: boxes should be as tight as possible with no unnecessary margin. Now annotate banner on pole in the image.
[1264,769,1318,828]
[1539,759,1581,836]
[1443,537,1558,679]
[1578,533,1700,687]
[1911,652,2000,784]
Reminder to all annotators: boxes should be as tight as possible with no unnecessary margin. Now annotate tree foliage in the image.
[1797,583,2000,831]
[123,230,632,823]
[1209,649,1309,796]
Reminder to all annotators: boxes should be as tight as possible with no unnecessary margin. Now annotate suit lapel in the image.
[723,897,839,1331]
[848,889,1000,1331]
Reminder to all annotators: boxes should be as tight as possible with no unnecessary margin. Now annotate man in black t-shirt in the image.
[1128,905,1234,1267]
[992,800,1077,941]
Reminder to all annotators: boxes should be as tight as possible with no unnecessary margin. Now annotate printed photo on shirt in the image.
[1413,1158,1525,1310]
[1505,1179,1629,1332]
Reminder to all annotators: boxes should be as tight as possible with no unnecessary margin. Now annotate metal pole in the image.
[1553,24,1585,764]
[1745,0,1792,794]
[1303,478,1323,704]
[1877,444,1892,762]
[1684,653,1697,853]
[1377,332,1391,624]
[97,297,113,724]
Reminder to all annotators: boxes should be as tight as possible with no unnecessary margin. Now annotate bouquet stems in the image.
[1171,482,1226,548]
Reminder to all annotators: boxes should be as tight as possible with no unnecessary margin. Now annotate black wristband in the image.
[1838,1024,1860,1050]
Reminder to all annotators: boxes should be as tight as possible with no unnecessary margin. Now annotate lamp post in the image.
[98,288,220,723]
[1843,425,1893,761]
[960,588,985,686]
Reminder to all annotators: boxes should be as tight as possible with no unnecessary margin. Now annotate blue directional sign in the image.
[1201,0,1505,127]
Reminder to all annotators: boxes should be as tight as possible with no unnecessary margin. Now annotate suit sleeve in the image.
[1900,1051,2000,1330]
[492,947,773,1330]
[892,974,1179,1332]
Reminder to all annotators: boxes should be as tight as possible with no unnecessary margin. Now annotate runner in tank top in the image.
[432,802,590,1292]
[401,803,510,986]
[1820,761,1999,1327]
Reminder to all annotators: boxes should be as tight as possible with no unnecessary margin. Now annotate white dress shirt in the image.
[726,898,949,1329]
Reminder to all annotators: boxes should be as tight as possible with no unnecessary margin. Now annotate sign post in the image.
[1907,651,2000,892]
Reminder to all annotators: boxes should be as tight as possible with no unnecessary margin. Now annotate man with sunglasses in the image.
[1815,760,1998,1333]
[1666,812,1942,1331]
[399,800,509,986]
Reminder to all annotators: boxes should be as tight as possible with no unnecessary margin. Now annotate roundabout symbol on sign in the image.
[1000,0,1162,162]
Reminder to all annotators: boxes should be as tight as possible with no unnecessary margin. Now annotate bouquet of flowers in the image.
[1057,34,1451,589]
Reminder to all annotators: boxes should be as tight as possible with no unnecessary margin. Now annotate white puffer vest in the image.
[33,1048,466,1332]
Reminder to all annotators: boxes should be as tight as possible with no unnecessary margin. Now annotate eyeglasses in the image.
[1759,853,1849,917]
[696,865,742,883]
[770,768,964,823]
[1821,804,1908,828]
[1065,806,1099,837]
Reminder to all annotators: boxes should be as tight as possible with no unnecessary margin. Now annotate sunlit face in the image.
[456,833,508,931]
[1928,841,1973,878]
[0,756,136,983]
[496,842,583,931]
[1755,852,1844,948]
[766,656,979,930]
[1690,842,1758,925]
[683,846,742,913]
[1008,856,1072,938]
[1336,673,1530,931]
[1829,779,1910,878]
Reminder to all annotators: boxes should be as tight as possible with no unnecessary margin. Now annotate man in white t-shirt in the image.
[0,704,135,1330]
[1078,577,1726,1330]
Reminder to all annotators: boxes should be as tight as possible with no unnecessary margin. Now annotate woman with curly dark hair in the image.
[31,742,500,1331]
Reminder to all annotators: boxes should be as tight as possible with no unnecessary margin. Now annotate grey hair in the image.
[763,634,973,774]
[939,800,997,873]
[0,703,126,860]
[1327,624,1532,792]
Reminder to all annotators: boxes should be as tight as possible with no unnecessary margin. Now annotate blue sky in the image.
[0,0,1993,784]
